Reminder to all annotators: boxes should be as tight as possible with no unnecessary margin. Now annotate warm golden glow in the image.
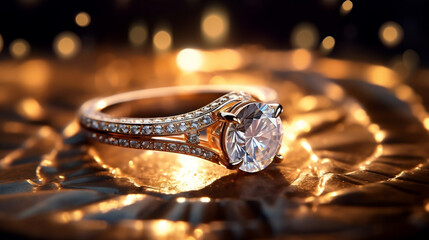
[375,131,386,143]
[365,65,399,88]
[153,30,172,51]
[353,108,369,124]
[154,220,171,236]
[19,59,51,90]
[75,12,91,27]
[200,197,211,203]
[0,34,3,53]
[298,96,318,111]
[62,120,80,138]
[294,119,311,132]
[395,84,413,101]
[10,39,30,59]
[53,32,81,59]
[176,197,186,203]
[17,98,44,121]
[321,36,335,53]
[423,118,429,131]
[129,23,148,47]
[176,48,243,72]
[291,49,312,70]
[325,83,345,101]
[176,48,203,72]
[194,228,203,238]
[340,0,353,15]
[202,7,228,44]
[379,22,403,47]
[291,23,319,49]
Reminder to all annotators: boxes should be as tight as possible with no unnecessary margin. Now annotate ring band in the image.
[79,85,284,173]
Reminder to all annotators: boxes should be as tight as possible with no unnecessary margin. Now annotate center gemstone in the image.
[224,102,283,173]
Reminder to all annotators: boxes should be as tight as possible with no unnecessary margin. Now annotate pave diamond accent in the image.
[108,123,118,132]
[178,123,187,132]
[130,125,140,134]
[166,124,176,133]
[224,102,283,173]
[142,126,152,135]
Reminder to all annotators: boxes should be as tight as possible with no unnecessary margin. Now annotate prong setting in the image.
[269,104,283,118]
[218,112,241,124]
[220,158,244,170]
[273,154,284,163]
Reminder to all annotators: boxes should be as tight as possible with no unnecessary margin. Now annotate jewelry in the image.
[79,85,284,173]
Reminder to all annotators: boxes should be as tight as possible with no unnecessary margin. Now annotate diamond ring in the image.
[79,85,284,173]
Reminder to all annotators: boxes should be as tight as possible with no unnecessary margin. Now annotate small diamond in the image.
[191,120,200,129]
[154,142,165,150]
[154,125,163,134]
[154,119,162,123]
[142,141,152,149]
[193,111,203,117]
[119,139,129,147]
[176,116,185,121]
[179,145,190,153]
[202,106,211,112]
[191,147,202,155]
[206,151,213,159]
[166,124,176,133]
[109,137,118,145]
[178,123,188,132]
[165,118,173,122]
[201,115,212,125]
[186,133,200,144]
[100,122,108,131]
[108,123,118,132]
[91,120,99,129]
[118,124,129,134]
[130,125,140,134]
[211,102,219,107]
[167,143,177,151]
[84,118,91,127]
[130,140,141,148]
[142,126,152,135]
[185,114,193,119]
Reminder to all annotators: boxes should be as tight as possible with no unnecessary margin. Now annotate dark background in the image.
[0,0,428,65]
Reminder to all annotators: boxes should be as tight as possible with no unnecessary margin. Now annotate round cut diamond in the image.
[224,102,283,173]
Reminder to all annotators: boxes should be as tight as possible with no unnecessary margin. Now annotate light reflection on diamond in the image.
[225,102,283,173]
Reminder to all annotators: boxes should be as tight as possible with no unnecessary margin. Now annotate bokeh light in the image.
[292,49,312,70]
[340,0,353,15]
[129,23,148,47]
[16,97,44,121]
[9,39,30,59]
[176,49,203,72]
[53,32,81,59]
[153,30,172,51]
[321,36,335,53]
[19,59,51,91]
[75,12,91,27]
[379,21,403,47]
[291,23,319,50]
[201,6,229,45]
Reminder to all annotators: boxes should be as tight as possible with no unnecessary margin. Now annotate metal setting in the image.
[78,85,284,172]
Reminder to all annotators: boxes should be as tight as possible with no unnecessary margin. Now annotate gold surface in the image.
[0,48,429,238]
